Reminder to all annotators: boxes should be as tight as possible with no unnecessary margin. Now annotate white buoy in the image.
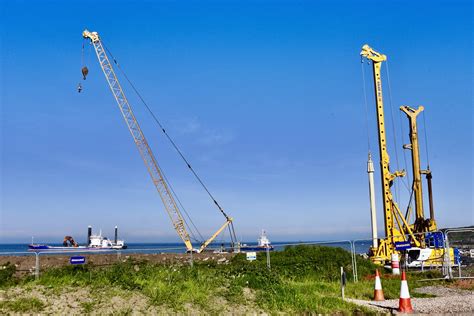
[367,153,378,248]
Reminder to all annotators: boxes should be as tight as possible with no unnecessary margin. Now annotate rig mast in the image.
[400,105,437,233]
[361,45,421,263]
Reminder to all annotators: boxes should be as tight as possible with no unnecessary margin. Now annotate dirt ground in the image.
[349,285,474,314]
[0,284,264,315]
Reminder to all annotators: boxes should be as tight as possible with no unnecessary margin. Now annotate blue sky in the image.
[0,0,472,244]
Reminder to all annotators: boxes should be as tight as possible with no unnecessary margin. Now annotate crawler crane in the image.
[360,45,457,267]
[82,30,237,253]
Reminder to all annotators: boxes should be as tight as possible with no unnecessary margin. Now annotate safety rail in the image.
[0,240,357,281]
[3,233,471,282]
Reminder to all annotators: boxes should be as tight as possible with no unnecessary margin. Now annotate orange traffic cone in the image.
[373,269,385,301]
[398,271,413,313]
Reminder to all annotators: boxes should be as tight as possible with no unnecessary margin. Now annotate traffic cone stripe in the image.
[398,271,413,313]
[400,280,410,298]
[373,269,385,301]
[375,277,382,290]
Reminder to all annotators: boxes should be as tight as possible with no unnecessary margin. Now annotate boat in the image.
[28,244,91,252]
[88,229,127,250]
[28,226,127,252]
[240,230,274,252]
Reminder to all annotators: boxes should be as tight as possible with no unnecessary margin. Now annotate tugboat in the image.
[240,230,274,252]
[28,226,127,251]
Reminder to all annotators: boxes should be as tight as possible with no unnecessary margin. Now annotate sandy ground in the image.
[0,284,265,315]
[348,285,474,314]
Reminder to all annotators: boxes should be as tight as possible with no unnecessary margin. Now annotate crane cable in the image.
[386,61,411,194]
[80,41,204,242]
[99,42,231,237]
[102,43,231,220]
[422,111,431,168]
[386,61,416,223]
[84,40,205,243]
[385,61,415,204]
[77,40,86,93]
[81,40,85,67]
[157,158,205,243]
[384,61,404,202]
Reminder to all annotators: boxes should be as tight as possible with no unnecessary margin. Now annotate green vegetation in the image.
[0,262,16,287]
[346,270,441,300]
[80,301,96,313]
[0,297,45,312]
[0,245,449,314]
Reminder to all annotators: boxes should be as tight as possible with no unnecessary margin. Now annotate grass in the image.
[0,245,453,313]
[0,297,45,312]
[345,270,441,300]
[80,301,95,313]
[0,262,16,287]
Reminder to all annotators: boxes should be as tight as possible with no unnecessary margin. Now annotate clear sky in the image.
[0,0,472,244]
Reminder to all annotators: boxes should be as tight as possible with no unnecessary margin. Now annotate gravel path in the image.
[348,286,474,314]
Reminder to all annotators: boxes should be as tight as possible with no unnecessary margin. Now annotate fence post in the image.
[458,258,462,278]
[349,242,354,282]
[189,251,194,268]
[266,247,271,269]
[350,241,358,282]
[340,266,346,300]
[117,250,122,261]
[35,253,40,280]
[444,232,453,279]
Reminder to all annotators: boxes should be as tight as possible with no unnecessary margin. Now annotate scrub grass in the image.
[0,262,16,287]
[0,297,45,312]
[0,245,448,313]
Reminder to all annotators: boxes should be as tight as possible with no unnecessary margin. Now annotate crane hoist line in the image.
[81,29,237,253]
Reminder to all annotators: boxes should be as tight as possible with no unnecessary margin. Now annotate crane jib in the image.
[84,31,193,251]
[82,29,236,253]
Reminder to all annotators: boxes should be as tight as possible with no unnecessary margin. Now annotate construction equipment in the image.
[360,44,456,266]
[400,105,437,233]
[82,30,237,253]
[81,66,89,80]
[63,236,78,247]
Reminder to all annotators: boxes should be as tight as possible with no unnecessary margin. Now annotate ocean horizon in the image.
[0,240,372,255]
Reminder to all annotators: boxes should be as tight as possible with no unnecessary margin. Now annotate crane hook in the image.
[82,66,89,80]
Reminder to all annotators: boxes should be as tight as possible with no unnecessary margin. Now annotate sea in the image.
[0,241,372,255]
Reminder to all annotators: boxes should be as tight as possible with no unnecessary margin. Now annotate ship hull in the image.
[240,246,274,252]
[28,244,126,252]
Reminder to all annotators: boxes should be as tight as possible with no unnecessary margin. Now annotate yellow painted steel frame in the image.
[361,45,421,264]
[400,105,437,234]
[198,218,233,253]
[83,30,232,253]
[374,237,454,267]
